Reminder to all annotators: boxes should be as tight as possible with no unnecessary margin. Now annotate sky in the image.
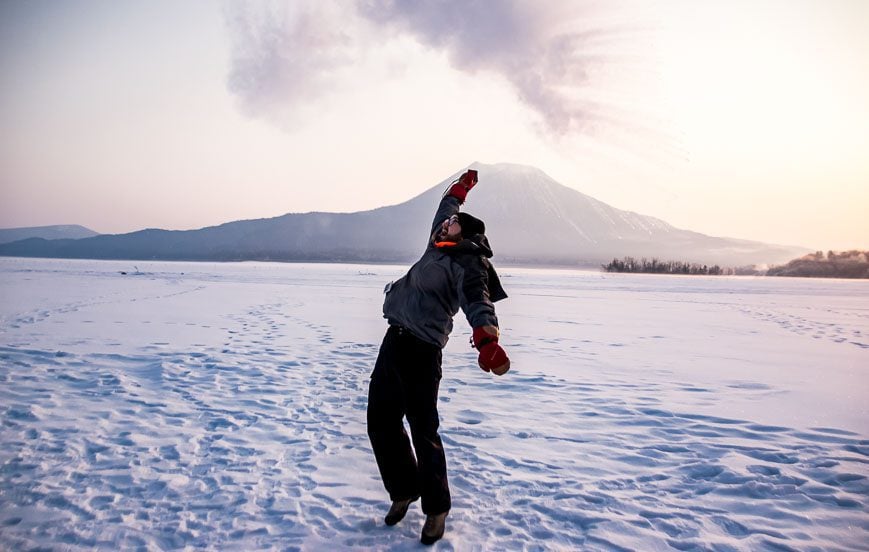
[0,0,867,251]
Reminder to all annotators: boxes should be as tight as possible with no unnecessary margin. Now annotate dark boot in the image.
[384,495,419,526]
[420,512,447,545]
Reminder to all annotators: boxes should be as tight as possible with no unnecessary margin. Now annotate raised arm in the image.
[428,170,478,240]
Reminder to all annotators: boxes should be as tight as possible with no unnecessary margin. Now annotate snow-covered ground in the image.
[0,257,866,551]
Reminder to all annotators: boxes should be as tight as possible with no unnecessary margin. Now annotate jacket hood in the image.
[431,232,506,303]
[462,233,494,258]
[433,233,494,258]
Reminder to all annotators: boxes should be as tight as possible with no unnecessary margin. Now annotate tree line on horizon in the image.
[602,257,727,275]
[765,250,869,279]
[602,250,869,279]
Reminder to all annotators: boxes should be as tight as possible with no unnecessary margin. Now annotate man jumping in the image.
[367,169,510,545]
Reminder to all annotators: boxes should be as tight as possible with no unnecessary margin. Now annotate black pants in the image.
[367,325,450,515]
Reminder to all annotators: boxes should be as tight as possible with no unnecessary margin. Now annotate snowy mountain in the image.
[0,163,807,266]
[441,163,808,265]
[0,224,99,245]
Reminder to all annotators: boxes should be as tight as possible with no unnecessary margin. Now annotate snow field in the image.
[0,258,867,550]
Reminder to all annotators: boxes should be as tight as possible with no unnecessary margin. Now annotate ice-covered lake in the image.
[1,258,867,550]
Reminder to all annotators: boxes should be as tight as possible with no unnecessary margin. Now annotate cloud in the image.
[224,1,366,119]
[357,0,604,133]
[224,0,653,135]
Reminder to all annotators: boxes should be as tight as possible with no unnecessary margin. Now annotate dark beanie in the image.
[458,212,485,237]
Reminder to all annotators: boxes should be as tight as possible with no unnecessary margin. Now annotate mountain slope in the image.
[460,164,809,265]
[0,225,100,245]
[0,163,807,266]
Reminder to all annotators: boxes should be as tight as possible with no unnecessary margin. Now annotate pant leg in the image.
[400,336,451,515]
[367,328,421,501]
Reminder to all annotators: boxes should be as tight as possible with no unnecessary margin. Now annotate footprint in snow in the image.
[456,409,486,425]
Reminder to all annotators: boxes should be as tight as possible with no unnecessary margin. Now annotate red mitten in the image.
[446,169,478,204]
[472,325,510,376]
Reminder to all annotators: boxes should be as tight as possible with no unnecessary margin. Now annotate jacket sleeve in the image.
[456,255,499,329]
[427,195,461,248]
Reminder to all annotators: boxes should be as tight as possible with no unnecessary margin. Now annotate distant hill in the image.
[0,225,100,245]
[766,250,869,279]
[0,163,809,266]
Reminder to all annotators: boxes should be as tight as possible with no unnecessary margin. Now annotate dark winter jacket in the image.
[382,195,507,348]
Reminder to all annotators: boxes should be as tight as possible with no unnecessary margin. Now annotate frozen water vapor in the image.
[358,0,640,134]
[224,0,651,135]
[224,1,362,118]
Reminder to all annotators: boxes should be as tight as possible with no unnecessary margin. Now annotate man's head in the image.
[437,212,486,242]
